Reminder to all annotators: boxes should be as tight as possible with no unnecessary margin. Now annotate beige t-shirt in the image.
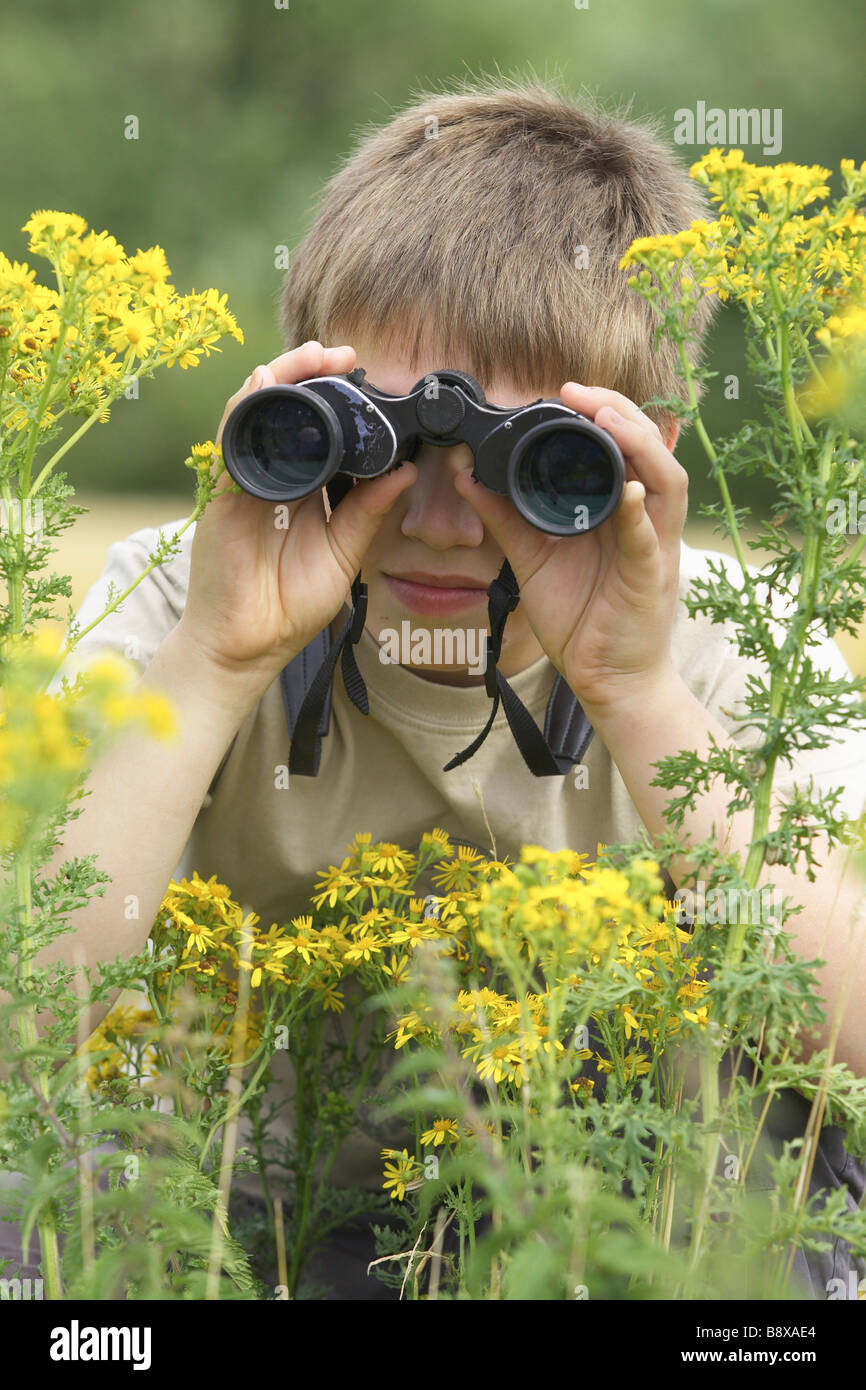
[49,515,866,1198]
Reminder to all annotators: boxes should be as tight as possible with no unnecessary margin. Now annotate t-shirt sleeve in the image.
[45,516,194,695]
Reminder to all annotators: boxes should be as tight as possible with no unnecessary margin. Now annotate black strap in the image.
[286,573,368,776]
[442,559,586,776]
[280,542,595,777]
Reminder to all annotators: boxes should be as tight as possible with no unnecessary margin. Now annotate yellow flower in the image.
[321,985,345,1013]
[619,1004,641,1041]
[381,953,411,984]
[369,842,414,876]
[187,439,221,473]
[22,210,88,250]
[683,1006,710,1028]
[0,252,38,292]
[431,844,485,890]
[108,309,157,359]
[343,932,384,963]
[470,1041,526,1086]
[420,1118,459,1146]
[170,908,222,957]
[389,919,443,945]
[621,1051,652,1079]
[200,287,244,342]
[418,827,455,858]
[311,865,362,909]
[130,245,171,284]
[381,1149,421,1201]
[80,231,127,271]
[280,926,319,965]
[388,1011,432,1049]
[92,351,125,379]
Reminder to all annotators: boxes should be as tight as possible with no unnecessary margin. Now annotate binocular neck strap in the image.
[288,559,577,778]
[443,558,575,777]
[287,573,369,776]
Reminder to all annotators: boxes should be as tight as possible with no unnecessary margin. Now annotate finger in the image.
[215,368,259,449]
[592,406,688,546]
[560,382,664,443]
[210,363,281,496]
[609,479,660,566]
[451,467,554,584]
[217,340,357,451]
[322,463,419,581]
[266,340,357,385]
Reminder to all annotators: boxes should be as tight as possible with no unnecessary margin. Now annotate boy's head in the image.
[278,76,717,684]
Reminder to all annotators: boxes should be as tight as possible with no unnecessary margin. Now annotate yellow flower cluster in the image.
[80,1005,160,1091]
[385,847,708,1096]
[0,630,175,850]
[455,987,566,1086]
[620,153,866,338]
[148,836,713,1205]
[689,148,834,215]
[0,210,243,443]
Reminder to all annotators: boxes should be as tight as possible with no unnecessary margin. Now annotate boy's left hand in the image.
[451,382,687,716]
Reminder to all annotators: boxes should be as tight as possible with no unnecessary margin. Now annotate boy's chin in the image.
[371,612,490,684]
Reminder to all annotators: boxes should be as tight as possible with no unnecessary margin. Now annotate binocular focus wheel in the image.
[409,369,487,404]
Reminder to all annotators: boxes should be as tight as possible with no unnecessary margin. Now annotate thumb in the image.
[610,479,657,562]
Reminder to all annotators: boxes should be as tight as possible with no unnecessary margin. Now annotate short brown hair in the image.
[278,74,718,432]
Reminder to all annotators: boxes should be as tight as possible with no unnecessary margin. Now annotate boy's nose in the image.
[398,440,485,548]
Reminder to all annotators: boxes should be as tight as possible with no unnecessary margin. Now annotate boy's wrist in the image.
[158,622,290,719]
[577,663,684,736]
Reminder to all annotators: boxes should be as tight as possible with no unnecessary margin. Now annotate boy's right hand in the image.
[178,340,417,684]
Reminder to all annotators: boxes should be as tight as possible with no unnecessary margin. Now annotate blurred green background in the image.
[1,0,864,512]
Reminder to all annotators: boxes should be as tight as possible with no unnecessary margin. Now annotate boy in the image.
[19,78,866,1297]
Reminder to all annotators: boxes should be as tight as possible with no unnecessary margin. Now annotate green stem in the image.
[676,340,755,592]
[5,529,64,1296]
[56,503,204,662]
[686,1043,720,1275]
[19,267,71,494]
[28,405,108,498]
[12,847,65,1299]
[198,1041,273,1166]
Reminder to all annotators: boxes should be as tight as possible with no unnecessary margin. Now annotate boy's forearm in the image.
[582,670,866,1075]
[582,669,763,885]
[6,621,282,1037]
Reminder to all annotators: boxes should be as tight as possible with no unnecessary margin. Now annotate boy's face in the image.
[343,336,554,687]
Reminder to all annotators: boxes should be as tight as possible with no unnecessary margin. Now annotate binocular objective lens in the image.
[240,397,332,489]
[516,427,615,531]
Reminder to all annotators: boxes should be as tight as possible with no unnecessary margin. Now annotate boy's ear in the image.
[665,419,680,453]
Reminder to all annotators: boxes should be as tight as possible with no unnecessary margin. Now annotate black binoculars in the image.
[220,366,625,536]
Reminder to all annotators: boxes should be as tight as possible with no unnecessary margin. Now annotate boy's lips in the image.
[383,570,491,616]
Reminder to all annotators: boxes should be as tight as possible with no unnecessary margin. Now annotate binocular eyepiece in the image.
[220,366,625,536]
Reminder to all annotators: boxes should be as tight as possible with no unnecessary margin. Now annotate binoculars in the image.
[220,366,625,536]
